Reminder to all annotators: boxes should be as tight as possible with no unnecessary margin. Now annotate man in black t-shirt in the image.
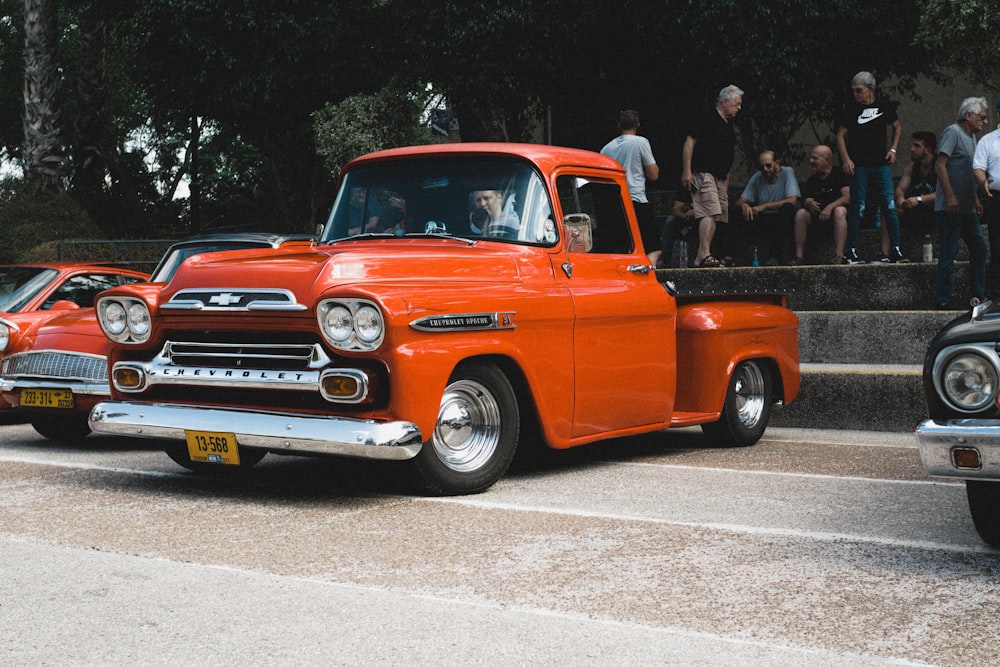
[835,71,907,264]
[680,84,743,267]
[792,145,849,264]
[895,131,938,229]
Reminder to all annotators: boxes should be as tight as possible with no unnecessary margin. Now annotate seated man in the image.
[658,188,697,268]
[470,189,520,239]
[792,144,849,264]
[894,131,938,230]
[735,150,800,265]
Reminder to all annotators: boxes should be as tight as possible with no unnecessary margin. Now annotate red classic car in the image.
[0,262,148,375]
[88,143,801,494]
[0,235,310,441]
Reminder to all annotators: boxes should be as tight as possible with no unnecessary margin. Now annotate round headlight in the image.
[942,352,998,411]
[323,304,353,343]
[0,324,9,353]
[103,301,128,336]
[127,302,150,338]
[354,305,383,344]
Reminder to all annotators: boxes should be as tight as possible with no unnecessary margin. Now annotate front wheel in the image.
[31,414,92,442]
[966,480,1000,547]
[701,359,772,447]
[412,362,519,495]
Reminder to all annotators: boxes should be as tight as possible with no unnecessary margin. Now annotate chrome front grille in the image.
[1,351,108,382]
[163,340,329,370]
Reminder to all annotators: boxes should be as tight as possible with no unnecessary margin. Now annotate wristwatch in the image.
[917,195,923,203]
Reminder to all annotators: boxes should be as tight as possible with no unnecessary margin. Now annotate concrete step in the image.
[661,262,979,311]
[797,310,956,364]
[771,363,925,433]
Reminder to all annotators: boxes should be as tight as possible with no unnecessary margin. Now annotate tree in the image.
[313,83,430,180]
[22,0,63,191]
[915,0,1000,91]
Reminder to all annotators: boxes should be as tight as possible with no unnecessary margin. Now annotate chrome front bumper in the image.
[915,419,1000,479]
[89,401,423,461]
[0,377,109,396]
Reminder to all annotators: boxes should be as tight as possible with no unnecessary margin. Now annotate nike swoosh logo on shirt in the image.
[857,109,884,124]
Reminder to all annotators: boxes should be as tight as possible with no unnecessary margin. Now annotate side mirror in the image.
[49,300,80,311]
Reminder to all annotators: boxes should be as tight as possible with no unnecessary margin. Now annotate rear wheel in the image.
[966,480,1000,547]
[30,414,91,442]
[164,442,266,473]
[412,361,519,495]
[701,359,772,447]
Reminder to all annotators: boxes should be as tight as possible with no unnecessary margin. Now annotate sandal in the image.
[697,255,722,268]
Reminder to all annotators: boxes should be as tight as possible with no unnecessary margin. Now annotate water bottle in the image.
[751,245,760,267]
[922,234,933,263]
[678,240,688,268]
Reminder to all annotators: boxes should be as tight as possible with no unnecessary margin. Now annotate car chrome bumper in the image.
[0,377,109,396]
[915,419,1000,478]
[89,401,423,461]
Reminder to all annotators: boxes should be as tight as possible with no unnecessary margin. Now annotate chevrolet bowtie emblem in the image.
[209,292,243,306]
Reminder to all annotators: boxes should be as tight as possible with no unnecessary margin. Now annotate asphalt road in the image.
[1,422,997,666]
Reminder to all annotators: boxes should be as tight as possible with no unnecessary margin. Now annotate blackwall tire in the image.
[412,361,519,495]
[701,359,772,447]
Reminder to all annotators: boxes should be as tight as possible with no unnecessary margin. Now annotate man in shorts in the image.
[681,84,743,267]
[792,144,849,264]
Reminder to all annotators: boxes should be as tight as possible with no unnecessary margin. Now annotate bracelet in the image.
[889,148,897,153]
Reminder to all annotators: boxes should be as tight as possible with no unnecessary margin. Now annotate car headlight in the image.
[0,323,9,353]
[317,299,384,351]
[935,346,1000,412]
[98,297,152,344]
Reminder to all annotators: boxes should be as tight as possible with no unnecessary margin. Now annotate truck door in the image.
[553,173,676,438]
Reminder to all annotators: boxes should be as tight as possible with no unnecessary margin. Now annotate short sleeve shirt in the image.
[689,108,737,180]
[740,166,801,205]
[837,97,899,168]
[601,134,656,203]
[802,169,846,209]
[973,128,1000,194]
[935,123,978,213]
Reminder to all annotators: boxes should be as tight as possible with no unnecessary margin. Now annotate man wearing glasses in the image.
[735,150,800,265]
[836,71,907,264]
[934,97,990,309]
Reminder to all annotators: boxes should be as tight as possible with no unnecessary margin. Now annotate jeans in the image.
[755,202,796,261]
[981,196,1000,299]
[935,210,987,306]
[847,164,900,250]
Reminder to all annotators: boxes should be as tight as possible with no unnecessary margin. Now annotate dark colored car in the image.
[0,234,312,441]
[915,301,1000,547]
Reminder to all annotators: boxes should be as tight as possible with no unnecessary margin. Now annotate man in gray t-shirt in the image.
[735,150,800,265]
[934,96,990,308]
[601,110,660,263]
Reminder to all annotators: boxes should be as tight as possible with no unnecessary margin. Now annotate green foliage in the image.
[0,180,102,263]
[916,0,1000,90]
[313,84,431,179]
[0,0,23,161]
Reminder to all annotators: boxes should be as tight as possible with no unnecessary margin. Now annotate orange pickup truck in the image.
[89,143,800,494]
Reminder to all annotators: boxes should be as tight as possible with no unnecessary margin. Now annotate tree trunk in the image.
[22,0,64,191]
[72,2,107,201]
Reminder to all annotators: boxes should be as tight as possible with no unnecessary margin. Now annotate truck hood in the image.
[159,240,529,303]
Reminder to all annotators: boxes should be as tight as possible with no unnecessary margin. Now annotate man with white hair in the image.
[836,71,907,264]
[934,96,989,309]
[680,84,743,267]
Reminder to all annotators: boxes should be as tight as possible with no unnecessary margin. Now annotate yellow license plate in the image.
[20,388,74,409]
[184,430,241,465]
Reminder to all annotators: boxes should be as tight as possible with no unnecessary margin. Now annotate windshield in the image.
[320,156,555,246]
[0,266,58,313]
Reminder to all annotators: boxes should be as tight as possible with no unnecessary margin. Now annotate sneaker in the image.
[890,246,910,263]
[875,252,890,263]
[843,249,866,265]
